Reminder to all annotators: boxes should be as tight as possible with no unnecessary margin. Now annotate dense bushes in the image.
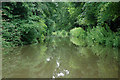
[70,2,120,47]
[70,26,120,47]
[76,2,120,31]
[2,2,72,47]
[2,2,48,47]
[2,21,47,47]
[2,2,120,48]
[86,25,120,47]
[2,17,47,47]
[2,22,22,47]
[20,22,46,44]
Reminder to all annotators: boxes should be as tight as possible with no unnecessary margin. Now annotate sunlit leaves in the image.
[70,27,86,46]
[70,27,85,38]
[52,30,68,37]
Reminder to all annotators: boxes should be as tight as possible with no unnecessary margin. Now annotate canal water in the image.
[2,37,119,78]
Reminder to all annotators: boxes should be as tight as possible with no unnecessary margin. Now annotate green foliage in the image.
[70,27,85,37]
[70,26,120,47]
[77,3,98,26]
[76,2,120,31]
[2,2,48,47]
[70,27,86,46]
[70,2,120,47]
[70,37,85,46]
[52,30,68,37]
[2,2,32,20]
[97,2,120,23]
[2,2,120,48]
[20,20,47,44]
[86,25,120,47]
[2,22,22,47]
[2,19,47,47]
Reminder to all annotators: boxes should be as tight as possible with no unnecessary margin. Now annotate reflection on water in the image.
[2,37,119,78]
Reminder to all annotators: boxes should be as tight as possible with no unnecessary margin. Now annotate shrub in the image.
[86,25,120,47]
[2,22,22,47]
[70,27,86,38]
[70,26,120,47]
[70,27,86,46]
[52,30,68,37]
[2,19,47,47]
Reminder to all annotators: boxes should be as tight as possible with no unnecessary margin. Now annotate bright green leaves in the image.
[70,27,86,46]
[68,7,76,18]
[52,30,68,37]
[70,27,85,38]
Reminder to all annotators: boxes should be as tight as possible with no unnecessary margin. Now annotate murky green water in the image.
[2,37,119,78]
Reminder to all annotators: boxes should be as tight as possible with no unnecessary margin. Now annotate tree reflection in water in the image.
[2,37,119,78]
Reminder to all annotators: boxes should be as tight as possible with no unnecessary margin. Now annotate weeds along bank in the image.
[2,2,120,48]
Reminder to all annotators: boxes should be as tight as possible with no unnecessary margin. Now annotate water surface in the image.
[2,37,119,78]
